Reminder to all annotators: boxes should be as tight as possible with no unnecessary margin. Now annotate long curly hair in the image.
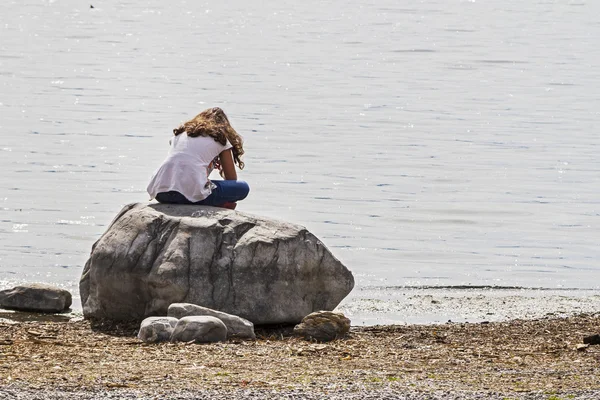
[173,107,245,170]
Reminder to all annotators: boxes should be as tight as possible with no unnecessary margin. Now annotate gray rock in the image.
[79,203,354,324]
[0,283,72,313]
[171,316,227,343]
[293,311,351,342]
[168,303,255,339]
[137,316,179,343]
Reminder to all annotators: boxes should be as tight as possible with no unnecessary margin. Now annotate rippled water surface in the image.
[1,0,599,313]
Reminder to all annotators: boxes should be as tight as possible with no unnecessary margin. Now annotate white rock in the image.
[137,316,178,343]
[171,316,227,343]
[168,303,255,339]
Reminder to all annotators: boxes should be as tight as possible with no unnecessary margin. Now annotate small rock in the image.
[171,316,227,343]
[576,343,590,351]
[168,303,255,339]
[583,334,600,345]
[293,311,351,342]
[137,317,179,343]
[0,284,72,313]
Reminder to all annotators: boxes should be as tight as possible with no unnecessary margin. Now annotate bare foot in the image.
[220,202,237,210]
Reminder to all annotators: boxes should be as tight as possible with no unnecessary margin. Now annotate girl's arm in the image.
[219,149,237,180]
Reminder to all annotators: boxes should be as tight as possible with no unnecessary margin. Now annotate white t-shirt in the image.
[147,133,232,202]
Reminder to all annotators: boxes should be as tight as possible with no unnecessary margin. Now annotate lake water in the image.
[1,0,599,322]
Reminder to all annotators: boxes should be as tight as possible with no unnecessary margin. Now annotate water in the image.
[1,0,599,321]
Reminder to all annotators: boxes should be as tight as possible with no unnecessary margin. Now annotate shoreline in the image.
[341,286,600,325]
[1,312,599,399]
[2,285,600,327]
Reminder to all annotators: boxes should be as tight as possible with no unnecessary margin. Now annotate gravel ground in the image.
[1,386,599,400]
[1,314,600,399]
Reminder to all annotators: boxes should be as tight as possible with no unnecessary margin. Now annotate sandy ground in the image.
[339,287,600,325]
[1,312,599,399]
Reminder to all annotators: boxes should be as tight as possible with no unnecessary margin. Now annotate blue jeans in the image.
[156,180,249,206]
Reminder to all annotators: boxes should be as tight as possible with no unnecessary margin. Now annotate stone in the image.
[137,316,179,343]
[79,203,354,324]
[171,316,227,343]
[293,311,351,342]
[168,303,255,339]
[0,283,72,313]
[583,334,600,345]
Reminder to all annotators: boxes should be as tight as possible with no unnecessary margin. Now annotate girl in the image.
[147,107,249,209]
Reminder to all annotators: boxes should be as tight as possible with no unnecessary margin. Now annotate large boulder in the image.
[0,283,72,313]
[80,203,354,324]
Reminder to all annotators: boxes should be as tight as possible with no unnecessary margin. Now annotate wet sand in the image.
[341,287,600,325]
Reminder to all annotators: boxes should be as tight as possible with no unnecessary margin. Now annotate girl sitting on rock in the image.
[147,107,249,210]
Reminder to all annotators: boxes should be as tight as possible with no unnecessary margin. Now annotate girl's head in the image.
[174,107,245,169]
